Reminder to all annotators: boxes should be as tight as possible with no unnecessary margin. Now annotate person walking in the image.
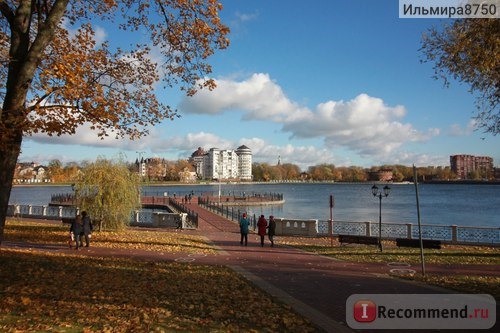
[268,215,276,247]
[239,213,250,246]
[71,214,83,250]
[81,211,93,247]
[257,215,267,247]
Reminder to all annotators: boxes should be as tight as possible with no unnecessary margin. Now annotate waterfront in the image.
[9,182,500,227]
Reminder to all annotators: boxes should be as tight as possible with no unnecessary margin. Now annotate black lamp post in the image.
[372,184,390,252]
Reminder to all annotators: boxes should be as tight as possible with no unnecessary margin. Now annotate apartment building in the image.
[450,154,494,179]
[191,145,252,181]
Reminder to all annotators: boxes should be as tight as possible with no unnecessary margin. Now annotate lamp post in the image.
[372,184,390,252]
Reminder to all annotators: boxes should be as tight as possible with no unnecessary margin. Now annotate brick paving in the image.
[4,201,499,333]
[184,202,500,333]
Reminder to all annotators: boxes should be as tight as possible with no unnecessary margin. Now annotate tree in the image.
[0,1,229,243]
[47,159,63,182]
[420,19,499,134]
[75,157,141,231]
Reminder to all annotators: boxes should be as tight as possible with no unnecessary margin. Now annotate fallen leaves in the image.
[1,220,319,332]
[4,219,217,254]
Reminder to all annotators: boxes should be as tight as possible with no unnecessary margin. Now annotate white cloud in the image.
[24,72,444,168]
[448,119,477,136]
[179,73,439,161]
[179,73,304,121]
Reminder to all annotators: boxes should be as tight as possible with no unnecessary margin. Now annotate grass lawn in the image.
[1,219,319,332]
[280,236,500,298]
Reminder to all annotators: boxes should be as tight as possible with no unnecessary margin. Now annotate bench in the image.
[396,238,442,249]
[338,234,379,245]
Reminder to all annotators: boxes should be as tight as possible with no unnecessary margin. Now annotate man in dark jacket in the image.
[81,211,93,247]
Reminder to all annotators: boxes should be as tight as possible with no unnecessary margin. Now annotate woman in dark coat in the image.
[267,215,276,247]
[81,211,92,247]
[71,215,83,250]
[257,215,267,247]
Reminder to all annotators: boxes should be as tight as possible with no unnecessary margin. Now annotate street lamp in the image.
[372,184,390,252]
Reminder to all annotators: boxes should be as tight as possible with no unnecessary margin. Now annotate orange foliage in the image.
[1,0,229,139]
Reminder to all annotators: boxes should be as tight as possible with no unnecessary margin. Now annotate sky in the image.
[20,0,500,171]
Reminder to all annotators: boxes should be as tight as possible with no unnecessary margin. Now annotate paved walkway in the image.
[185,202,499,333]
[4,201,499,332]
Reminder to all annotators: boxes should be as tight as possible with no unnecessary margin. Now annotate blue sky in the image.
[21,0,500,170]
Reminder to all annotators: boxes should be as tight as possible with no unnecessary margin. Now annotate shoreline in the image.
[13,179,500,187]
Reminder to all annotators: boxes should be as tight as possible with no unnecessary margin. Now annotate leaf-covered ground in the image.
[5,219,217,255]
[1,220,319,332]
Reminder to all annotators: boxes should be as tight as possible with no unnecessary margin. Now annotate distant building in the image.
[14,162,49,183]
[494,168,500,180]
[135,157,147,177]
[190,145,252,181]
[450,154,494,179]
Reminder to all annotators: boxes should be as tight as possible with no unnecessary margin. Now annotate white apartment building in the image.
[192,145,252,181]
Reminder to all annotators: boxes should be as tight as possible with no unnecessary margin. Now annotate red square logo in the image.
[353,300,377,322]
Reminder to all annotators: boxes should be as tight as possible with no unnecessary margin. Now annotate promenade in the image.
[183,200,499,333]
[4,198,499,332]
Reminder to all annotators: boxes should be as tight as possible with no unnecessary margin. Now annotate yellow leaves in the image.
[0,245,318,331]
[20,296,31,306]
[0,221,320,332]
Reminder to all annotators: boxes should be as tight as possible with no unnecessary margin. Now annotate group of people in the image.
[69,211,93,250]
[239,213,276,247]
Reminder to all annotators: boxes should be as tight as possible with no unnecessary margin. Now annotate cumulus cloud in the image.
[179,73,307,122]
[179,73,439,161]
[25,72,442,168]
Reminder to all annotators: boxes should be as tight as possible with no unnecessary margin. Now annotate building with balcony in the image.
[450,154,494,180]
[190,145,252,181]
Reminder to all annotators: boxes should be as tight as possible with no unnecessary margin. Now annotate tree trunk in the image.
[0,129,23,245]
[0,0,70,245]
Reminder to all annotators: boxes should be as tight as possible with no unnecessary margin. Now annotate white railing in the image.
[7,204,499,245]
[317,220,499,245]
[7,204,164,225]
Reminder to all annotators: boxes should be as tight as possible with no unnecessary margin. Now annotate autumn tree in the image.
[420,19,499,134]
[0,1,229,243]
[75,157,141,231]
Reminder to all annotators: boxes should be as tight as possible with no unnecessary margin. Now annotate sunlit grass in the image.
[280,236,500,298]
[280,236,500,265]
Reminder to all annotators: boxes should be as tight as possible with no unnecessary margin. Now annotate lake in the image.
[9,182,500,228]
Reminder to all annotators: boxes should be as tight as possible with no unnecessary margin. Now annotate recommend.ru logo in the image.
[346,294,496,330]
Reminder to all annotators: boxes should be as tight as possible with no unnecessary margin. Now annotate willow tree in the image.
[420,19,499,134]
[75,157,141,231]
[0,1,229,243]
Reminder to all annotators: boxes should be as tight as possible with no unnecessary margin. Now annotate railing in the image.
[316,220,499,245]
[7,203,499,245]
[7,203,194,229]
[198,197,258,229]
[167,198,198,229]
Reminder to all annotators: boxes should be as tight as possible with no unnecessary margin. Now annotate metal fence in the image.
[317,220,499,245]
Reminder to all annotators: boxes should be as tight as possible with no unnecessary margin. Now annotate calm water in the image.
[9,183,500,227]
